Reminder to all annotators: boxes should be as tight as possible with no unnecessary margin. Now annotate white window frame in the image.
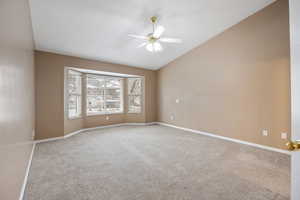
[66,69,82,119]
[127,77,143,114]
[86,74,124,116]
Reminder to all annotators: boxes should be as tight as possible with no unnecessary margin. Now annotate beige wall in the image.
[0,0,35,199]
[35,51,157,139]
[158,0,290,149]
[35,0,290,151]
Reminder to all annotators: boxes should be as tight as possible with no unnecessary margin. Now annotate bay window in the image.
[66,68,143,119]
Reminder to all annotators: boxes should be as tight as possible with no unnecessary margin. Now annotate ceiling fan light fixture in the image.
[154,42,162,52]
[146,43,154,52]
[129,16,181,53]
[146,42,162,52]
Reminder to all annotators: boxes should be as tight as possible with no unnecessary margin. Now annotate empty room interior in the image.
[2,0,300,200]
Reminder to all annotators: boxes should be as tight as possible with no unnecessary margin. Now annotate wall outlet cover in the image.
[170,115,175,120]
[106,116,110,120]
[175,99,180,104]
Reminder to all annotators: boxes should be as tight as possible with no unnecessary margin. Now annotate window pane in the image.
[87,75,105,90]
[87,75,105,114]
[68,95,81,118]
[106,101,121,113]
[128,95,141,113]
[106,78,121,88]
[67,70,82,118]
[105,78,122,113]
[128,78,142,113]
[68,70,82,94]
[86,75,123,115]
[128,78,142,95]
[106,88,121,101]
[87,95,105,114]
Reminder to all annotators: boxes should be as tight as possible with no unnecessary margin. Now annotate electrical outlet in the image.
[262,130,268,136]
[106,116,110,120]
[281,132,287,140]
[175,99,180,104]
[170,115,175,120]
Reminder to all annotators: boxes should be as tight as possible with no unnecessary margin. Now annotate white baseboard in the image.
[83,123,125,132]
[35,122,156,143]
[35,121,289,155]
[35,136,64,144]
[19,143,36,200]
[125,122,157,126]
[64,129,83,138]
[157,122,291,155]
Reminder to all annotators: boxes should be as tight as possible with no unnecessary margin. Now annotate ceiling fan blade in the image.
[155,42,163,52]
[128,34,148,40]
[137,42,147,48]
[159,37,182,43]
[153,25,165,38]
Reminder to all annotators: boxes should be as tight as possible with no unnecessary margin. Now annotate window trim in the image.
[86,111,124,117]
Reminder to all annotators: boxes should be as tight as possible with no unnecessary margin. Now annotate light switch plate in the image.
[175,99,180,104]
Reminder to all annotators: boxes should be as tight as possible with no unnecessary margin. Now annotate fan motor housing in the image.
[149,36,158,43]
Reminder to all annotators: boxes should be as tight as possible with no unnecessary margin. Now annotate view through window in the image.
[67,70,82,118]
[128,78,142,113]
[86,75,123,115]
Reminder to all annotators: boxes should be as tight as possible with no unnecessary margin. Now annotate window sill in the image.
[68,116,82,120]
[86,112,124,117]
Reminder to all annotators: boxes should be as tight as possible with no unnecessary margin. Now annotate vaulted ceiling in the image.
[29,0,275,70]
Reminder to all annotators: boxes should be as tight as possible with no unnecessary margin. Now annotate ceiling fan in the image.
[129,16,182,52]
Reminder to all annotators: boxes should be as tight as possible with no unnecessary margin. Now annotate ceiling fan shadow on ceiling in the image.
[129,16,182,53]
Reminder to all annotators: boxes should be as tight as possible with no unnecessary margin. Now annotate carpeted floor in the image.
[24,125,290,200]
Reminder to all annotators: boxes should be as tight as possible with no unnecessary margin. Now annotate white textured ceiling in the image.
[29,0,275,70]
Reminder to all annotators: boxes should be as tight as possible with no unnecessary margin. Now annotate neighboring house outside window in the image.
[127,77,142,113]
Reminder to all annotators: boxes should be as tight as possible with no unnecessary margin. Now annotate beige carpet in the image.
[25,125,290,200]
